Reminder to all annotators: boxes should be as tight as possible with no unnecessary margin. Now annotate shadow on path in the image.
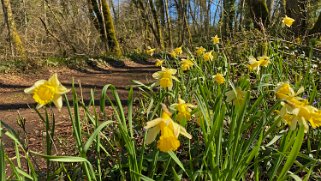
[0,98,130,111]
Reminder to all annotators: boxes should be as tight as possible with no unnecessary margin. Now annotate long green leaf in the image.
[277,126,305,181]
[16,168,34,180]
[131,171,155,181]
[168,151,186,173]
[84,121,114,152]
[0,137,5,181]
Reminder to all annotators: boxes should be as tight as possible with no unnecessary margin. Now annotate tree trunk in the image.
[237,0,246,31]
[1,0,25,57]
[88,0,109,52]
[183,1,192,45]
[157,0,165,26]
[266,0,274,19]
[101,0,122,56]
[222,0,236,37]
[164,0,173,48]
[174,0,184,45]
[285,0,308,35]
[109,0,118,23]
[309,12,321,34]
[247,0,270,30]
[134,0,159,47]
[149,0,165,49]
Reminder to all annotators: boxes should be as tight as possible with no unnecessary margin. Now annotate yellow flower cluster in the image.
[24,73,70,110]
[213,73,225,84]
[144,104,192,152]
[247,55,270,73]
[180,59,194,71]
[203,51,214,61]
[275,82,321,132]
[195,46,206,57]
[170,47,183,58]
[146,47,156,56]
[155,59,164,67]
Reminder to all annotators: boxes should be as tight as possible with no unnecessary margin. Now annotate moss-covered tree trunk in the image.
[310,12,321,34]
[266,0,274,19]
[101,0,121,56]
[1,0,25,57]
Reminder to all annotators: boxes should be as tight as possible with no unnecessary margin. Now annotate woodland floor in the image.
[0,58,158,171]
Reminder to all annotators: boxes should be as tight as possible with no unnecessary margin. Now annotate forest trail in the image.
[0,59,157,165]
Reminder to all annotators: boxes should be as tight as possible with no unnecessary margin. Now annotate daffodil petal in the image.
[24,80,46,94]
[152,72,161,79]
[178,125,192,139]
[53,96,63,111]
[171,122,180,137]
[172,76,180,82]
[48,73,60,87]
[36,103,45,109]
[144,118,162,130]
[57,86,70,94]
[296,86,304,95]
[169,103,178,110]
[186,103,197,108]
[248,56,257,64]
[168,69,177,75]
[145,126,160,144]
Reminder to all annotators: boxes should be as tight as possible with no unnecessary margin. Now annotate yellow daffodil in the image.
[170,51,177,58]
[278,101,321,133]
[275,82,295,99]
[174,47,183,55]
[275,82,304,101]
[212,35,220,44]
[257,56,270,67]
[275,110,295,127]
[180,59,194,71]
[213,73,225,84]
[247,55,270,73]
[195,46,206,56]
[203,51,214,61]
[170,98,196,124]
[170,47,183,58]
[225,87,246,105]
[144,104,192,147]
[275,83,321,133]
[152,67,179,90]
[282,15,295,27]
[157,125,180,152]
[24,73,70,110]
[155,59,164,67]
[247,56,261,73]
[146,47,156,56]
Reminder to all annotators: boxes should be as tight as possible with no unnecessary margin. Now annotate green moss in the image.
[101,0,122,57]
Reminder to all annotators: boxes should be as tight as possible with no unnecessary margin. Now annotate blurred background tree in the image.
[0,0,320,60]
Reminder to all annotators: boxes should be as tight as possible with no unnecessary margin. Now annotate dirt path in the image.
[0,59,158,170]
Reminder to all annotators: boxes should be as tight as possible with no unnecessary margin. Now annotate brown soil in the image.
[0,58,158,172]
